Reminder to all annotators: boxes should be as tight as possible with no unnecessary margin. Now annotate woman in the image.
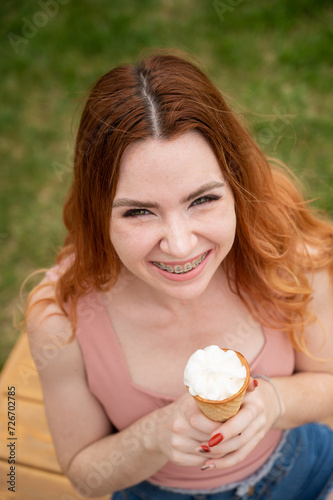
[26,49,333,499]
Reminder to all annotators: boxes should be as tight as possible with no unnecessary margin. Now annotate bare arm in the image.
[26,281,168,496]
[26,280,217,497]
[272,267,333,428]
[198,267,333,470]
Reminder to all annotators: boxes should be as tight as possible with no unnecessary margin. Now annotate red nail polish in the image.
[254,379,259,387]
[208,433,223,447]
[201,445,210,452]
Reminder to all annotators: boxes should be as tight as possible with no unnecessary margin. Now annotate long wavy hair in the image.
[26,48,333,354]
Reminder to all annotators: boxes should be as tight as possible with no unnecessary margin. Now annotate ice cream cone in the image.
[188,349,250,422]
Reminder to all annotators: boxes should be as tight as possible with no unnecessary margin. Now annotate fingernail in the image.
[201,464,216,471]
[200,445,210,452]
[254,379,259,387]
[208,433,223,447]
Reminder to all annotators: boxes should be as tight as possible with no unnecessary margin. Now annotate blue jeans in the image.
[112,423,333,500]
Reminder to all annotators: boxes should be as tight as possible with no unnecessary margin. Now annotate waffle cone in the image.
[189,349,250,422]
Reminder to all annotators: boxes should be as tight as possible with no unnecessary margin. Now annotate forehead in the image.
[116,131,224,195]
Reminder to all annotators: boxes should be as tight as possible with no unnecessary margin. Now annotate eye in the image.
[191,195,221,207]
[122,208,152,218]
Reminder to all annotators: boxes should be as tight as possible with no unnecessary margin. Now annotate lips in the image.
[151,251,209,275]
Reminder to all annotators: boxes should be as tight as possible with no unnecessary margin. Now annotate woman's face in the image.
[110,131,236,300]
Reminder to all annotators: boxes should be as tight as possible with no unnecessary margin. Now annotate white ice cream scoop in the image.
[184,346,250,422]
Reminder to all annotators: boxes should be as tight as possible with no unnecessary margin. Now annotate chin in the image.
[158,275,215,301]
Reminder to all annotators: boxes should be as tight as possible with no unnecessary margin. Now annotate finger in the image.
[169,435,213,465]
[172,434,211,457]
[202,430,265,470]
[206,402,258,448]
[188,426,214,443]
[171,410,217,443]
[189,412,221,439]
[182,397,221,437]
[205,414,264,458]
[246,377,259,393]
[170,449,208,468]
[170,414,213,444]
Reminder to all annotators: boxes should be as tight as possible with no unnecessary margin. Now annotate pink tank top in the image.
[46,269,295,489]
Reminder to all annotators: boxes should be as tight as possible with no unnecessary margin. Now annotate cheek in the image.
[217,225,236,250]
[110,221,156,262]
[110,223,132,260]
[225,212,237,244]
[205,207,236,245]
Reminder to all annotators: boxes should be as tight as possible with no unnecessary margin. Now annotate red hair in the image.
[26,48,333,353]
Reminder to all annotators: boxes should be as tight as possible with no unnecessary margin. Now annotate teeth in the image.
[174,265,184,274]
[152,252,208,274]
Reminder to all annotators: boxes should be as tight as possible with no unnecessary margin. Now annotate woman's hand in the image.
[146,392,221,467]
[146,377,271,470]
[199,377,281,470]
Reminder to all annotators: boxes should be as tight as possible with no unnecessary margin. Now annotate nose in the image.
[159,214,198,258]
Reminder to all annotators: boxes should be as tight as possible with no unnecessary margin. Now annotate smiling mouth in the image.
[151,251,209,275]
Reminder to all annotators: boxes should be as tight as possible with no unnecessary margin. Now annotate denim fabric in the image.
[112,423,333,500]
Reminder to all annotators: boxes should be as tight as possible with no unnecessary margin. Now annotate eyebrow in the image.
[112,181,225,209]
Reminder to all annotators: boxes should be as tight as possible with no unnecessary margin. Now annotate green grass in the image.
[1,0,333,369]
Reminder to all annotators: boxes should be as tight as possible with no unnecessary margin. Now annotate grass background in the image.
[1,0,333,370]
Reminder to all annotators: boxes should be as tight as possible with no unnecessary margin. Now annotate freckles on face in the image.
[110,215,158,268]
[109,132,236,295]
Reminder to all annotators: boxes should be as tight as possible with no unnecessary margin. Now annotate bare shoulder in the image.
[26,275,75,356]
[295,267,333,373]
[26,276,82,381]
[25,275,112,474]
